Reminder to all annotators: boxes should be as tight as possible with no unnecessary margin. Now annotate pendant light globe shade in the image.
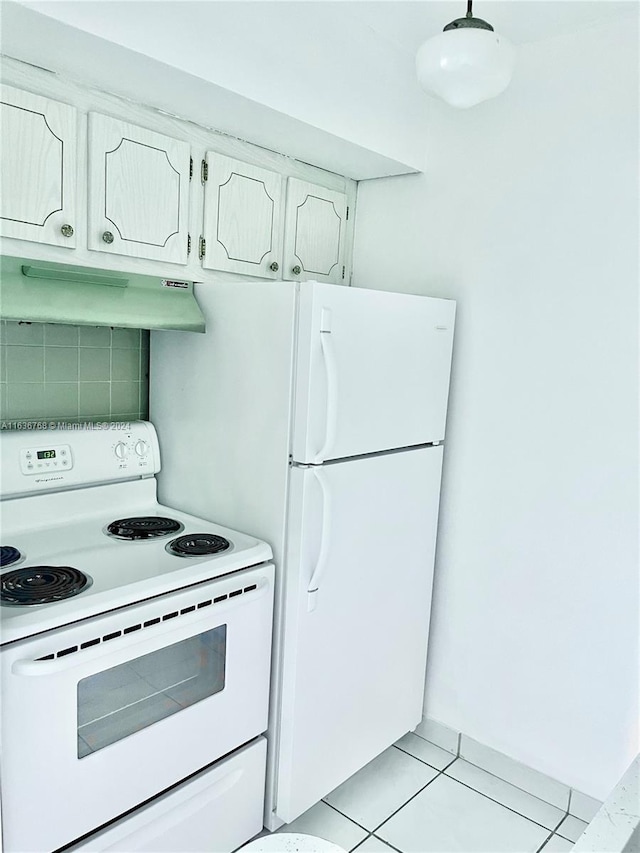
[416,28,515,108]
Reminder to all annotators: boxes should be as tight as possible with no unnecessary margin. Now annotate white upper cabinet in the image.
[88,113,190,264]
[0,76,355,281]
[202,154,283,279]
[283,178,348,285]
[0,86,77,248]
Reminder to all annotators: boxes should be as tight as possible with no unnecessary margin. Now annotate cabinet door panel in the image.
[203,153,282,278]
[283,178,347,285]
[0,86,77,247]
[88,113,190,264]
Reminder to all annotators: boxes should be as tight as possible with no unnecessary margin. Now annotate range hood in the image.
[0,256,205,332]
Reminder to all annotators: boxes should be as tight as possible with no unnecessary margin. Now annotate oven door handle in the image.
[9,592,257,677]
[9,569,272,678]
[12,653,126,677]
[12,615,216,676]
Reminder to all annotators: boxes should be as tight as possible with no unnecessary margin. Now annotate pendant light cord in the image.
[467,0,473,17]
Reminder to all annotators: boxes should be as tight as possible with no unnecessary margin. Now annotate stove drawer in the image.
[67,737,266,852]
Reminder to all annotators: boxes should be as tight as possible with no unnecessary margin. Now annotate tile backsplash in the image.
[0,322,149,424]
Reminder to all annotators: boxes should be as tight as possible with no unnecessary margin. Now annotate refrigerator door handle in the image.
[307,467,332,612]
[315,311,338,463]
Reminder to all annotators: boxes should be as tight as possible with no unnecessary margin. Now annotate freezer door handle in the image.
[307,468,332,612]
[315,309,338,463]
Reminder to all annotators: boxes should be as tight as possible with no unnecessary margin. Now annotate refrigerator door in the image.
[292,282,455,463]
[274,445,444,823]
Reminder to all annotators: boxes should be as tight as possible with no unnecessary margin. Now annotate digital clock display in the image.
[37,450,56,460]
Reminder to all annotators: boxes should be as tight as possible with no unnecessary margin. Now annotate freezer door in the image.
[292,282,455,463]
[274,446,444,824]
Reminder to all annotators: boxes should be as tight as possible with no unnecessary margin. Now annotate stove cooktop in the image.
[0,528,234,608]
[0,423,273,643]
[0,483,272,644]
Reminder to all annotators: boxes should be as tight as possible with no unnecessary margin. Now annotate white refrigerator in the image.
[150,280,455,828]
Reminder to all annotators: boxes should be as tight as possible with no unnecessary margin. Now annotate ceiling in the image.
[22,0,638,52]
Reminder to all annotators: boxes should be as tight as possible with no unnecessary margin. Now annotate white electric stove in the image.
[0,422,274,853]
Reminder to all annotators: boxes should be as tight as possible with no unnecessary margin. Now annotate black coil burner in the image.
[0,546,23,568]
[1,566,91,606]
[106,517,184,541]
[167,534,231,558]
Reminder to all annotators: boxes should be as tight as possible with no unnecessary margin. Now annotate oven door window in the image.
[77,625,227,758]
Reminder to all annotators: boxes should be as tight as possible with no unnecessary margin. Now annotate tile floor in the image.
[265,732,589,852]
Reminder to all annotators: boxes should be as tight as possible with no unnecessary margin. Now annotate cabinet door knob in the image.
[60,224,74,237]
[102,231,114,244]
[269,262,279,272]
[292,265,302,275]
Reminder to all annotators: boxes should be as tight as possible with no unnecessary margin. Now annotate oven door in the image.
[0,563,274,853]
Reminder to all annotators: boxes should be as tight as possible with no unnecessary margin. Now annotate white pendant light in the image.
[416,1,515,109]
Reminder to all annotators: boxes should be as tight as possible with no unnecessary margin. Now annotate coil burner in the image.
[1,566,92,606]
[0,546,23,568]
[106,517,184,541]
[166,534,232,558]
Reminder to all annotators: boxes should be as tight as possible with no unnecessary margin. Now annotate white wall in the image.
[352,16,639,801]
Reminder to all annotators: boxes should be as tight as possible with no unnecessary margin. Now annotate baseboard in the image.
[415,715,602,821]
[569,788,605,823]
[413,716,459,756]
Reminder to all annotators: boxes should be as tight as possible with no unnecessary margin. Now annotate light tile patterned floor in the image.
[268,733,588,852]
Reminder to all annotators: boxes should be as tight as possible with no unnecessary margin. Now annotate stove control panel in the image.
[20,444,73,475]
[0,421,161,498]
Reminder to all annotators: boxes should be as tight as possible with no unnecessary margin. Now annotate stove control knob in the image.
[134,440,149,457]
[114,441,129,460]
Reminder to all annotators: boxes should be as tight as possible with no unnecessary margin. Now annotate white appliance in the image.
[150,281,456,827]
[0,422,274,853]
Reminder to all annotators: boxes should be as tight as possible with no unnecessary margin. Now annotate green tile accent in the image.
[44,383,79,419]
[79,326,112,347]
[45,347,79,382]
[2,321,148,423]
[111,348,140,381]
[79,382,111,417]
[6,346,44,382]
[111,381,140,414]
[112,327,141,348]
[6,383,47,419]
[3,321,44,346]
[79,348,111,381]
[44,324,79,346]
